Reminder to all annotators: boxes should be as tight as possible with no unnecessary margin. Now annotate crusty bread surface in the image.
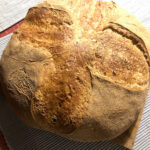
[0,0,150,142]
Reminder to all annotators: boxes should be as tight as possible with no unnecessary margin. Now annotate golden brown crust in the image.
[0,0,150,142]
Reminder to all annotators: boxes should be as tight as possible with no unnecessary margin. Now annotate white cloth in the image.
[0,0,42,32]
[0,0,150,149]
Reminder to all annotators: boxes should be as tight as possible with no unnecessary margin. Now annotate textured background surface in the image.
[0,0,150,149]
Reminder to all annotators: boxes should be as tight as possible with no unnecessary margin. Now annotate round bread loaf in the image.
[0,0,150,141]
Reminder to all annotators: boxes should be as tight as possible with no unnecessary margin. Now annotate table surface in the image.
[0,0,150,150]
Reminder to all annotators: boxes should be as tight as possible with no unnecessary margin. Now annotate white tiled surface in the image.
[0,0,150,150]
[0,0,150,31]
[0,0,42,32]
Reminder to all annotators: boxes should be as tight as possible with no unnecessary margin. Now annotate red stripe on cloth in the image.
[0,131,9,150]
[0,20,24,38]
[0,20,24,149]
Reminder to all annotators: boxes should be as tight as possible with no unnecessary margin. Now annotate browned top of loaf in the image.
[14,0,150,91]
[1,0,150,141]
